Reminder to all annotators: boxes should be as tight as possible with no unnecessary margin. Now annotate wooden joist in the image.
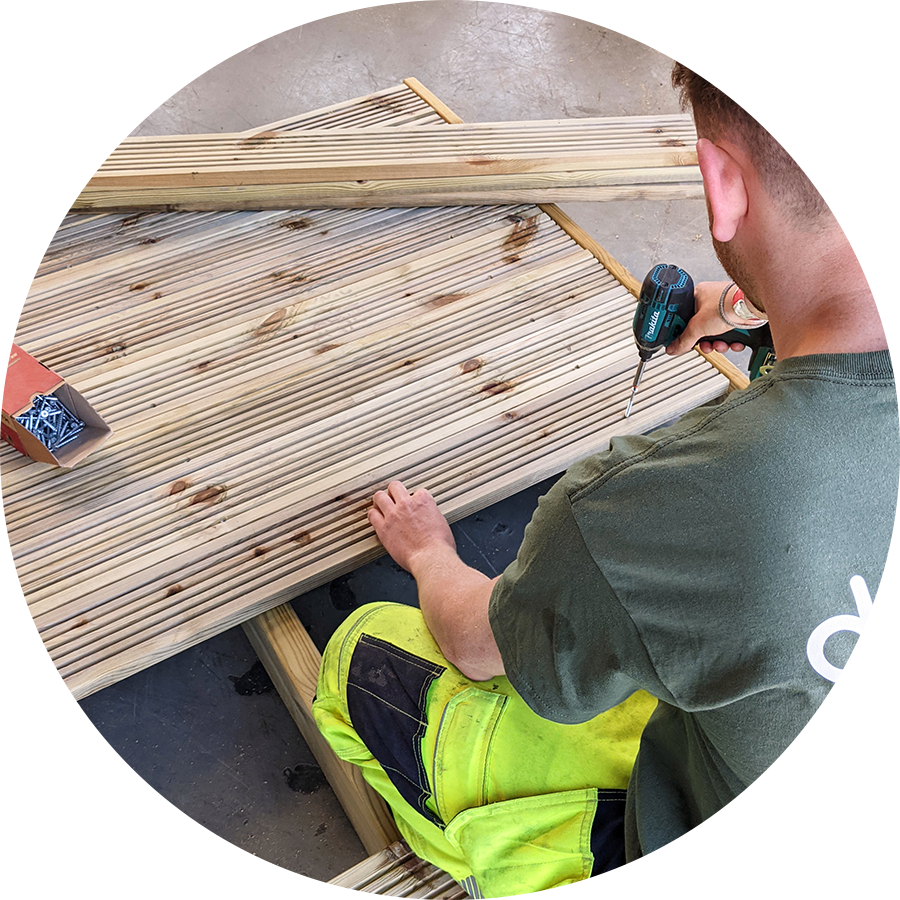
[4,82,736,705]
[241,605,400,856]
[73,102,700,211]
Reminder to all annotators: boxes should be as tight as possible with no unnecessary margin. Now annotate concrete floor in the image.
[74,1,728,887]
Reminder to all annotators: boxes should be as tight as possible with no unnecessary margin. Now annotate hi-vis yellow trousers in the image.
[313,603,656,897]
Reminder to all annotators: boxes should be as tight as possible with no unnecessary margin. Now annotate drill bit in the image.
[624,358,647,418]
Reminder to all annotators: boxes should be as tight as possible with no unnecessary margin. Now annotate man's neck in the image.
[742,221,887,359]
[769,293,888,359]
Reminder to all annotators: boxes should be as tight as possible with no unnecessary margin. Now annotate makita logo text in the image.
[647,309,661,332]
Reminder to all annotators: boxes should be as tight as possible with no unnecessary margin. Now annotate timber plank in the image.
[73,110,700,211]
[328,841,467,896]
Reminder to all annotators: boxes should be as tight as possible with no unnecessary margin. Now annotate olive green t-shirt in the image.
[489,351,898,860]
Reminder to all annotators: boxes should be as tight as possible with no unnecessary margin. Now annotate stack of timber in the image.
[74,107,701,211]
[3,80,736,702]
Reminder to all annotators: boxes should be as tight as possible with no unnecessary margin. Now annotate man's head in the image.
[671,62,830,228]
[671,63,836,307]
[670,65,882,356]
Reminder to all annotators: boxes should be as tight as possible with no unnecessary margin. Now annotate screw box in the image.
[2,343,112,467]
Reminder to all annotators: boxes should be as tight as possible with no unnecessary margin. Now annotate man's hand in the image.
[368,481,456,576]
[665,280,747,357]
[367,481,504,680]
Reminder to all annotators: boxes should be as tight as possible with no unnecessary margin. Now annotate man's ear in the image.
[696,137,748,243]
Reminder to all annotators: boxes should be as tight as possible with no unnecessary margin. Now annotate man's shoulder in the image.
[564,350,898,509]
[561,379,778,506]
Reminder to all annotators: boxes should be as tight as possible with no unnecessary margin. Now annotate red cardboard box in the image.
[2,344,112,467]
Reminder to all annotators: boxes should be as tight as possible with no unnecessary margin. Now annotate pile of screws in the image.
[15,393,85,452]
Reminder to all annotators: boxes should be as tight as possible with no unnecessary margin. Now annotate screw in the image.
[16,392,85,452]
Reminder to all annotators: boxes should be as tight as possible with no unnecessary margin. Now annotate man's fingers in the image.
[371,489,393,514]
[371,481,437,520]
[371,482,416,518]
[674,337,747,356]
[666,329,698,356]
[387,480,411,502]
[698,339,747,354]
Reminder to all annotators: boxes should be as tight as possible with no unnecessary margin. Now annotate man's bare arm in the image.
[368,481,505,681]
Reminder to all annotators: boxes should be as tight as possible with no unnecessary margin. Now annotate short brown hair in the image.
[671,62,830,225]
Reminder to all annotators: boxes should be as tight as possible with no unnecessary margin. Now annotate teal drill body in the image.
[624,263,774,417]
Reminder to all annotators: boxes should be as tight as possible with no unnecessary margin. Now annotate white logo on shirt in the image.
[806,576,873,683]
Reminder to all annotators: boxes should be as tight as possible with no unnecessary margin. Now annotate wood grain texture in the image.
[328,841,466,896]
[73,172,704,212]
[88,120,698,189]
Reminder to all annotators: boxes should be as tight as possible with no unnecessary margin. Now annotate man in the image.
[314,64,898,895]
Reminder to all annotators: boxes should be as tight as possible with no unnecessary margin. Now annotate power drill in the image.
[624,263,774,417]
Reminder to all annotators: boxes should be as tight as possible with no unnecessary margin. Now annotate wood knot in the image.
[169,479,191,495]
[502,214,539,264]
[292,530,312,545]
[254,308,287,338]
[460,358,483,374]
[425,292,467,310]
[189,485,227,506]
[481,380,514,396]
[238,130,278,148]
[165,585,184,597]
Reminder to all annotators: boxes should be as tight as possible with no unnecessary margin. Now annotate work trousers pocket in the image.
[429,685,627,895]
[444,789,599,897]
[430,686,508,824]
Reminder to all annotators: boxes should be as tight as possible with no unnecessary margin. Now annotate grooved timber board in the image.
[3,82,732,700]
[73,111,701,211]
[74,167,704,212]
[329,841,468,897]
